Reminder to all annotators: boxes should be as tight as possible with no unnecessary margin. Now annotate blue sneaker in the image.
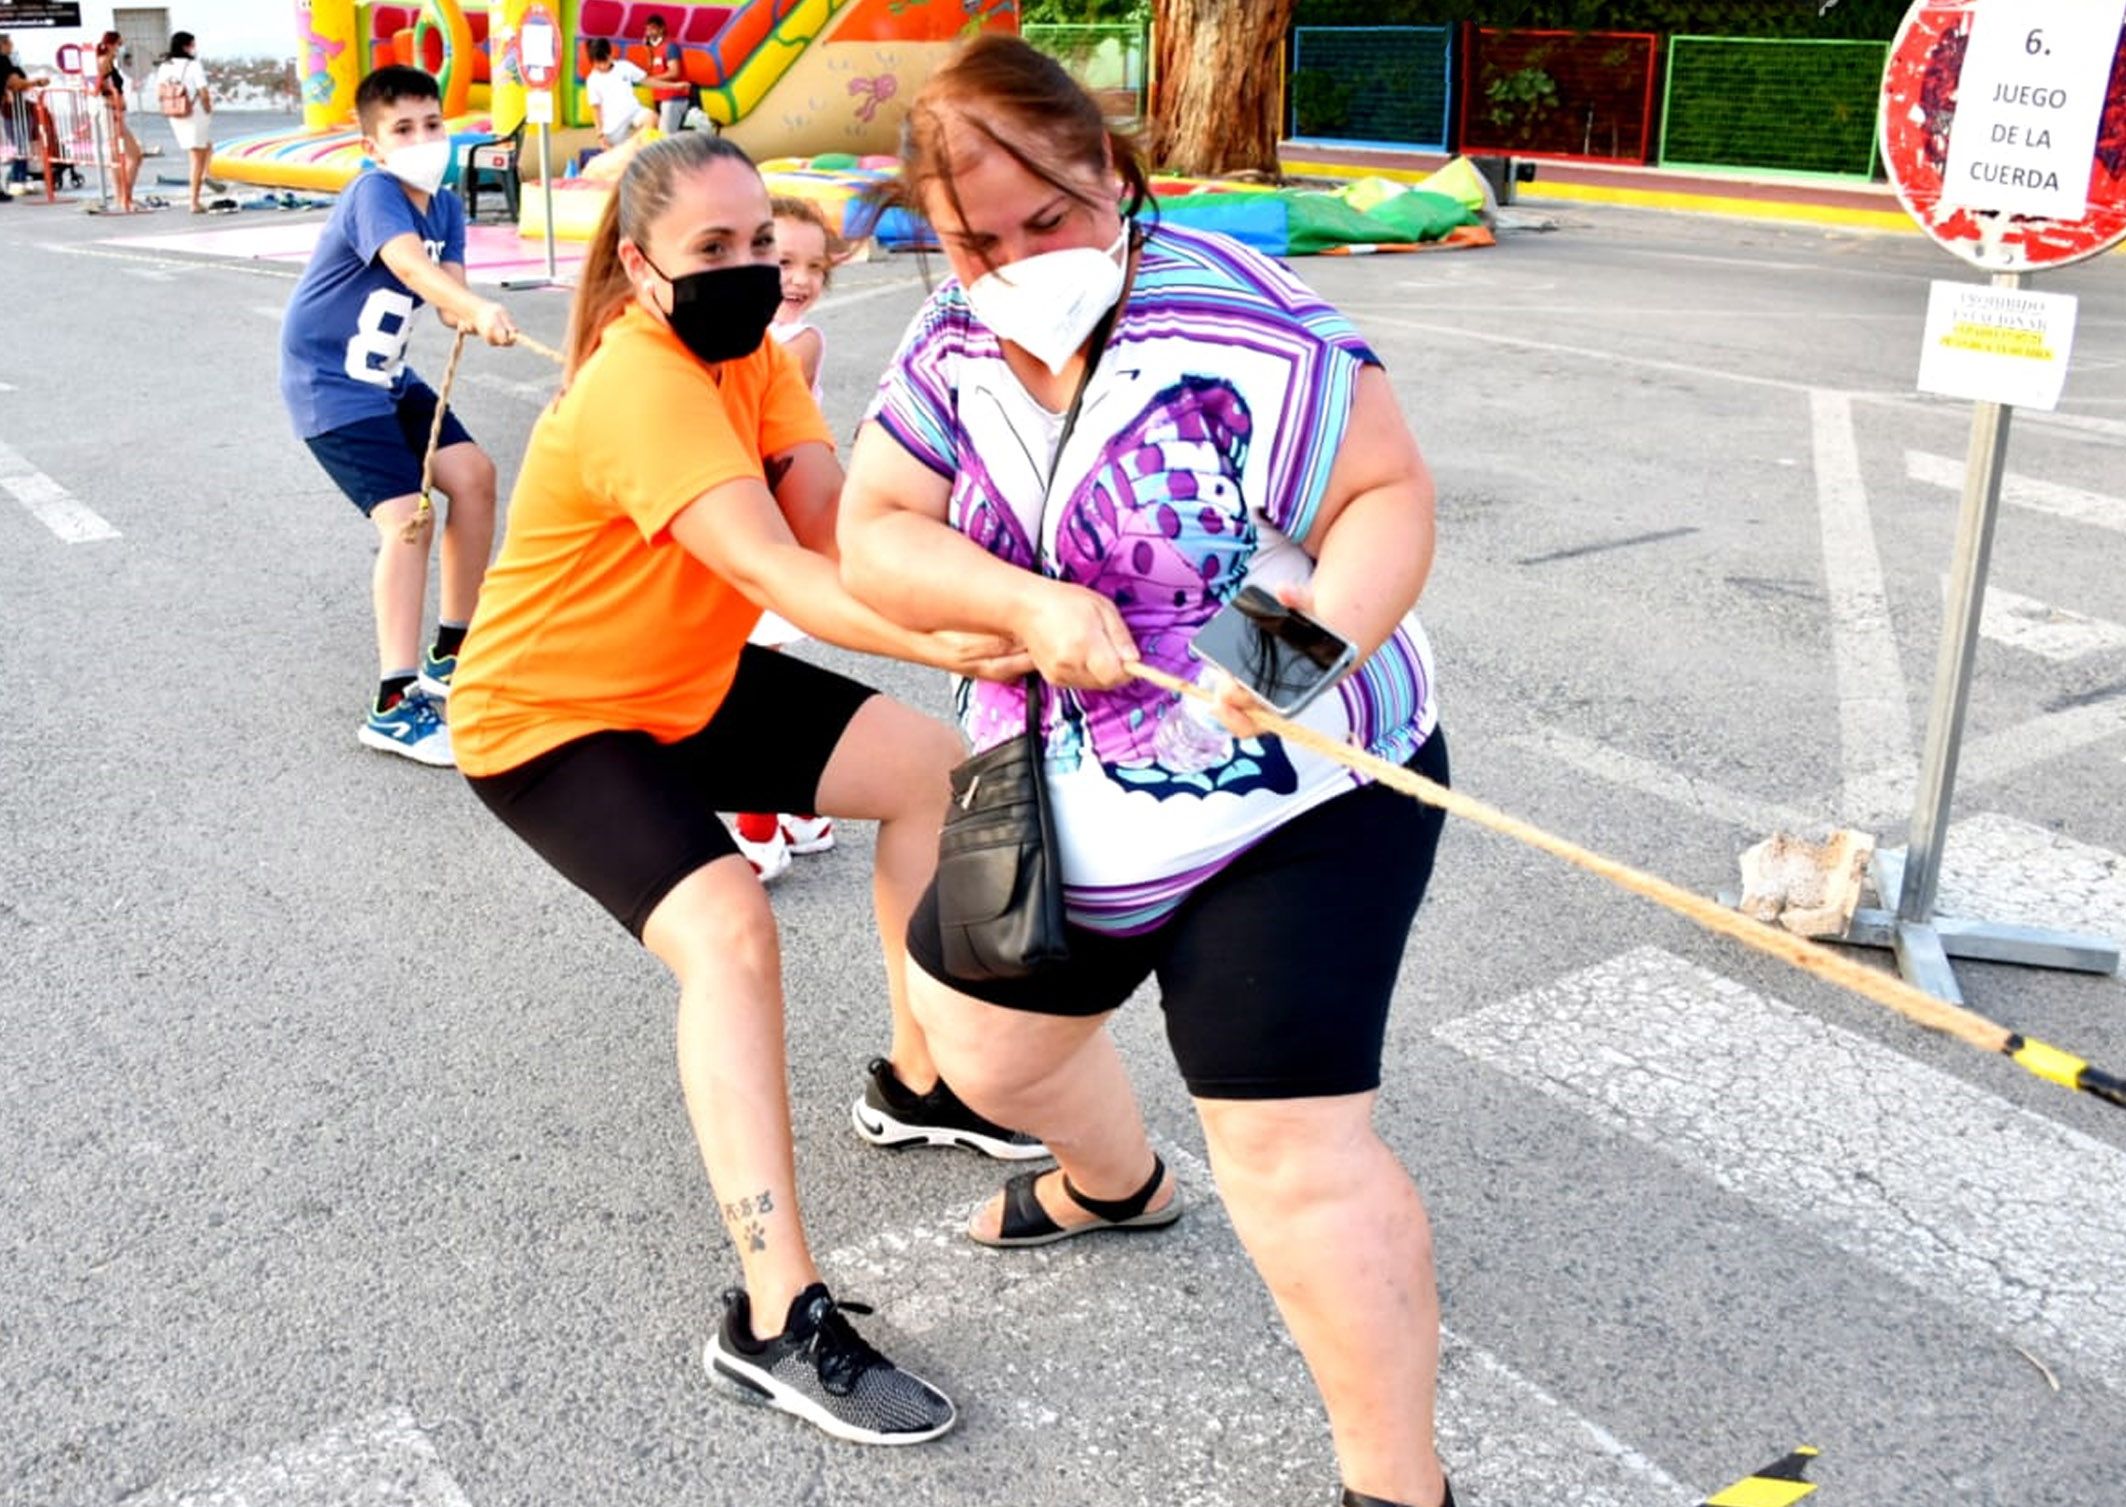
[358,690,454,767]
[415,644,456,701]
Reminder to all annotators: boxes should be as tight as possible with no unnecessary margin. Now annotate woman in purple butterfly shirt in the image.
[839,36,1454,1507]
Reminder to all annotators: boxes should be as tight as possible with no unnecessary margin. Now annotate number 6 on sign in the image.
[343,288,416,386]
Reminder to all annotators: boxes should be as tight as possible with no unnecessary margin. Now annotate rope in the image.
[402,327,471,544]
[417,321,2124,1112]
[510,331,567,365]
[1125,659,2126,1112]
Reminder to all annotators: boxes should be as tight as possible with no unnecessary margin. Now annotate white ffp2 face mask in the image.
[962,225,1129,375]
[380,138,452,195]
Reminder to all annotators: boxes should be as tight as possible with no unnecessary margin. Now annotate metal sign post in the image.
[501,11,566,292]
[1839,0,2126,1003]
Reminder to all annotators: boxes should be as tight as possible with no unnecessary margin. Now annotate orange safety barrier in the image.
[3,84,109,204]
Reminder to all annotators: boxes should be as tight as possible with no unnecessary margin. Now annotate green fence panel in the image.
[1288,25,1454,152]
[1022,23,1150,126]
[1659,36,1888,180]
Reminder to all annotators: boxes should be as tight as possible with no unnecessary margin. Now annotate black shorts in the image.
[303,380,475,516]
[465,647,878,937]
[908,728,1449,1102]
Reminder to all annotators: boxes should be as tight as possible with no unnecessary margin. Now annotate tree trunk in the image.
[1148,0,1298,178]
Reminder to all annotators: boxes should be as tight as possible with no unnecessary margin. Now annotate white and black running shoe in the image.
[850,1057,1048,1161]
[706,1284,956,1446]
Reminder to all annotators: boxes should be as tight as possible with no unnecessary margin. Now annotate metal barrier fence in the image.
[1659,36,1888,180]
[1459,27,1660,164]
[1288,25,1453,153]
[1022,23,1150,128]
[2,84,105,200]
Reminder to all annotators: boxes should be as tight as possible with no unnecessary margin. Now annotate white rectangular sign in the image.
[520,22,556,70]
[1916,280,2078,411]
[1941,0,2126,220]
[525,87,554,125]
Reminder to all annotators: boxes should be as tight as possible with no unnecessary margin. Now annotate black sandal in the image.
[972,1153,1182,1248]
[1341,1484,1454,1507]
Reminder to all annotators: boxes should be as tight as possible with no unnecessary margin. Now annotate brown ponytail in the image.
[561,131,765,381]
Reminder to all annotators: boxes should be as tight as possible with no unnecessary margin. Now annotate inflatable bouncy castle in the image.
[212,0,1016,193]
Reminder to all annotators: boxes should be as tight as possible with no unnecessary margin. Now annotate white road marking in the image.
[1953,577,2126,663]
[44,241,299,280]
[120,1408,471,1507]
[820,1149,1691,1505]
[815,276,926,315]
[460,369,557,406]
[0,381,16,392]
[1844,695,2126,826]
[1510,724,1821,834]
[1812,390,1914,814]
[0,438,119,543]
[1360,314,1820,396]
[1436,945,2126,1393]
[1891,812,2126,970]
[1908,449,2126,536]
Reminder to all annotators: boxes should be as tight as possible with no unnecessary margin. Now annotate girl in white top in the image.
[730,197,852,870]
[156,32,212,213]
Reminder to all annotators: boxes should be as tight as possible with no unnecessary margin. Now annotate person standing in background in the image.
[155,32,213,214]
[642,14,691,135]
[94,31,145,213]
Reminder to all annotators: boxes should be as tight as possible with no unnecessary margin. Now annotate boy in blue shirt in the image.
[280,64,518,766]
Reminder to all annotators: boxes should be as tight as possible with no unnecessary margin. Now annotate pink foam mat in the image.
[101,221,584,286]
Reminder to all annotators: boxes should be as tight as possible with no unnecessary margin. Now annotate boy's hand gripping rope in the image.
[1125,660,2126,1114]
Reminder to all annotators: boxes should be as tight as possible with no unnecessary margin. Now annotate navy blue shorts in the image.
[303,381,475,516]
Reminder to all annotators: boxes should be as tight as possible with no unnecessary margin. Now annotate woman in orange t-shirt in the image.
[451,133,1041,1446]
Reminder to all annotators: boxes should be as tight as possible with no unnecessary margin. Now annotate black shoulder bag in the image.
[932,306,1120,982]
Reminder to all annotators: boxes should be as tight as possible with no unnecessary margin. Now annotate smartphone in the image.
[1188,584,1357,718]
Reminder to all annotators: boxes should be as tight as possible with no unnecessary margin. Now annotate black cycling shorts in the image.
[466,647,877,937]
[907,727,1450,1102]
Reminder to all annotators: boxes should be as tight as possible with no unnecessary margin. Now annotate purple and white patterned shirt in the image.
[867,222,1439,934]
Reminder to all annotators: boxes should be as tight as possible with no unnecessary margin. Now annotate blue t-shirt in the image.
[278,169,467,439]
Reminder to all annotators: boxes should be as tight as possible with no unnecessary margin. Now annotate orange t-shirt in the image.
[450,302,834,777]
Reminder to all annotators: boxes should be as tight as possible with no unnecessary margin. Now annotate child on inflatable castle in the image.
[278,64,518,766]
[583,38,651,152]
[724,196,852,878]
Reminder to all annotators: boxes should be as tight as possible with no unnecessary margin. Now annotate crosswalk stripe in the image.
[1908,450,2126,535]
[1950,578,2126,662]
[0,439,119,543]
[122,1409,470,1506]
[821,1151,1692,1505]
[1434,945,2126,1394]
[1906,812,2126,973]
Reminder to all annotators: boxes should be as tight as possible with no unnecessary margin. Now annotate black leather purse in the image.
[933,677,1068,982]
[930,299,1125,982]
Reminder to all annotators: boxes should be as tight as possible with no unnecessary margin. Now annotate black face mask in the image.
[639,254,784,365]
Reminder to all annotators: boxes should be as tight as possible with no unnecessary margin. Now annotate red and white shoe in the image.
[726,811,792,883]
[781,814,835,854]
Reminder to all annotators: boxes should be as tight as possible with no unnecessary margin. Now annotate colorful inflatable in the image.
[521,155,1497,258]
[213,0,1016,193]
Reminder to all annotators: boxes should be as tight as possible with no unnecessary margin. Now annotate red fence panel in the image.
[1458,27,1660,165]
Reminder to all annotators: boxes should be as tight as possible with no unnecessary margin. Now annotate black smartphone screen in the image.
[1188,586,1355,716]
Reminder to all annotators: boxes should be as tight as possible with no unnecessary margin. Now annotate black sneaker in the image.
[850,1057,1049,1161]
[706,1283,956,1446]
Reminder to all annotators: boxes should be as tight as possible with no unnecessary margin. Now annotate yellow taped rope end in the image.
[2008,1035,2089,1090]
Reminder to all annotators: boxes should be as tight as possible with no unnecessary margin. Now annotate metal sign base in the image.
[1831,268,2121,1004]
